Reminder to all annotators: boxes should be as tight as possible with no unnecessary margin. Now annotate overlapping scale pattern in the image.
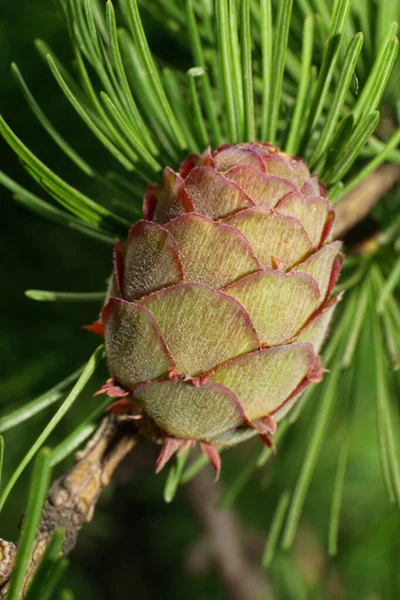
[101,143,342,468]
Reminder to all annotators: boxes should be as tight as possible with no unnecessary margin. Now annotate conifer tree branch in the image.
[333,163,400,238]
[0,416,138,599]
[186,466,273,600]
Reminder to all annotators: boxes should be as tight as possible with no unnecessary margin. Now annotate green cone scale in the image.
[98,143,343,474]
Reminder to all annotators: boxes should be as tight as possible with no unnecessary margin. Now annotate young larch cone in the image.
[96,143,343,477]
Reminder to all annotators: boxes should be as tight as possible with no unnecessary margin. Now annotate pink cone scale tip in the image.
[94,143,343,477]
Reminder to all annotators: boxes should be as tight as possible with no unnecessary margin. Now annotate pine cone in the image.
[98,143,343,474]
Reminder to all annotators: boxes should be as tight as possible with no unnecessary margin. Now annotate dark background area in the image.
[1,2,400,599]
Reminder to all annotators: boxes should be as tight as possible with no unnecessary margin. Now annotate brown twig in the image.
[0,416,138,598]
[186,466,273,600]
[332,163,400,239]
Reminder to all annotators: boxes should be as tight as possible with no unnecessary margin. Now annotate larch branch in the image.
[0,416,138,598]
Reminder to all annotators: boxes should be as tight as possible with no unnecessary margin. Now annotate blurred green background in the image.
[1,1,400,599]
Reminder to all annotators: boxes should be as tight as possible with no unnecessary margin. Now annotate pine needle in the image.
[6,449,52,600]
[0,368,84,433]
[0,346,104,512]
[285,15,314,154]
[266,0,293,144]
[281,364,341,549]
[25,290,106,302]
[125,0,186,149]
[262,490,291,567]
[216,0,239,141]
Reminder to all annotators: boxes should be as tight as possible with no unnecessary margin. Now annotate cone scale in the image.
[95,143,343,476]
